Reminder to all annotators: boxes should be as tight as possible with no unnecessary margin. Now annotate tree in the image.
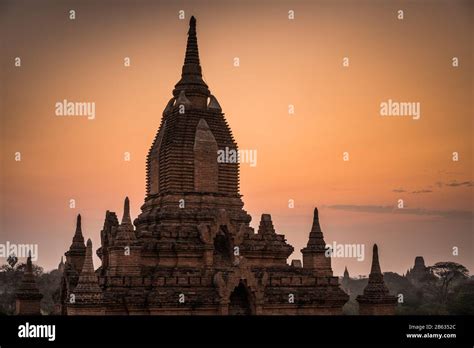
[425,262,469,304]
[15,262,44,277]
[448,280,474,315]
[7,254,18,268]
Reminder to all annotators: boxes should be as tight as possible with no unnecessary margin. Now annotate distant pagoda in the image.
[341,266,350,294]
[406,256,429,286]
[357,244,397,315]
[58,256,65,273]
[15,252,43,315]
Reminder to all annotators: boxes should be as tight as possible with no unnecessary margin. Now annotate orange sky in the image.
[1,0,472,275]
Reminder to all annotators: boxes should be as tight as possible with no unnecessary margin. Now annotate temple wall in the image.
[302,253,333,276]
[15,299,41,315]
[358,303,397,315]
[67,306,105,315]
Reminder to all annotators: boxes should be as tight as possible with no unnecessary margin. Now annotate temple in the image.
[357,244,397,315]
[49,16,395,315]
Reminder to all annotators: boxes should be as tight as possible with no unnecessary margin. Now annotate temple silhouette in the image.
[16,17,396,315]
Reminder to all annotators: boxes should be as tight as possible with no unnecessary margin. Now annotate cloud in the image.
[394,180,472,193]
[445,181,473,187]
[328,205,394,214]
[327,204,473,220]
[435,180,473,188]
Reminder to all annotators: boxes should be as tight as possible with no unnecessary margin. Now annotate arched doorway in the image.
[213,225,232,266]
[228,281,253,315]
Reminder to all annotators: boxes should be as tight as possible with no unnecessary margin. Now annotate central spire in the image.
[184,16,200,65]
[173,16,210,100]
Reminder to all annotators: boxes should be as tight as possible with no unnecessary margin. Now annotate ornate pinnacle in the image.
[173,16,209,97]
[121,197,132,225]
[70,214,86,251]
[184,16,200,65]
[370,244,382,275]
[311,207,322,233]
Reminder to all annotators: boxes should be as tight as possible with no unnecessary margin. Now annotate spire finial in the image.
[71,213,85,247]
[173,15,209,97]
[304,207,326,249]
[311,207,322,233]
[69,213,86,251]
[121,196,132,225]
[75,214,82,235]
[184,16,200,66]
[370,244,382,275]
[26,250,33,274]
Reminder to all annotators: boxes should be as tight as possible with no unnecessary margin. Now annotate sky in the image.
[0,0,472,276]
